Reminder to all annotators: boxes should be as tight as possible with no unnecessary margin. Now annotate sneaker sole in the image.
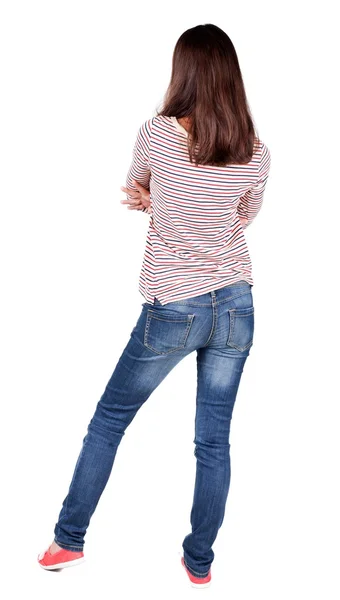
[180,554,211,588]
[39,557,85,570]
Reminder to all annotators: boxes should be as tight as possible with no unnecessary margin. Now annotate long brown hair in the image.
[157,24,261,167]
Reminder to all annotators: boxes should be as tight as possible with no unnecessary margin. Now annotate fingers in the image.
[120,198,142,206]
[120,183,141,207]
[121,180,150,199]
[120,180,143,195]
[120,180,150,212]
[120,185,140,199]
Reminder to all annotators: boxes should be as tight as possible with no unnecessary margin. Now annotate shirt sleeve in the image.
[237,142,271,229]
[125,118,153,215]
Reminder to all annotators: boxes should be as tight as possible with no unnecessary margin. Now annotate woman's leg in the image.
[182,297,255,577]
[53,305,194,551]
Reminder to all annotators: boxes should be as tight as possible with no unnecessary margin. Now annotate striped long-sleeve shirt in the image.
[124,114,271,305]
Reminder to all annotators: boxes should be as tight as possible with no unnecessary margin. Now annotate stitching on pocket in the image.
[227,306,254,352]
[145,310,192,323]
[144,312,195,354]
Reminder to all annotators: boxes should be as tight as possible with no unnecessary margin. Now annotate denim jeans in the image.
[54,280,254,577]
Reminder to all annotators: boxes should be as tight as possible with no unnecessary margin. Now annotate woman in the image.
[38,23,271,589]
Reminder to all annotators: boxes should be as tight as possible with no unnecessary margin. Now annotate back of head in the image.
[157,23,261,167]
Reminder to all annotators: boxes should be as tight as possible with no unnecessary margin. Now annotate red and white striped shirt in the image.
[125,115,271,305]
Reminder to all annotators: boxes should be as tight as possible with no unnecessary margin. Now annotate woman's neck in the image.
[177,117,191,132]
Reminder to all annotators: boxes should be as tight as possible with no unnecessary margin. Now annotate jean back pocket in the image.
[144,309,195,355]
[227,306,254,352]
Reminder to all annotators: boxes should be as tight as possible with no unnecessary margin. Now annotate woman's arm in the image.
[237,143,271,228]
[121,119,153,214]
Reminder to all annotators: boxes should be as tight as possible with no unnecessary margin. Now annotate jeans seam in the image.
[202,300,217,347]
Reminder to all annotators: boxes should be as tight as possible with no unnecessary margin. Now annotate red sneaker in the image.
[38,545,85,570]
[181,556,212,588]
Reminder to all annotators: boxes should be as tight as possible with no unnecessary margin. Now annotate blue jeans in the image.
[54,280,254,577]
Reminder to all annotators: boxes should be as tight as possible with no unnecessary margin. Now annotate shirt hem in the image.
[139,276,253,305]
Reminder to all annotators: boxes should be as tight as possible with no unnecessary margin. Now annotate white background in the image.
[1,1,339,598]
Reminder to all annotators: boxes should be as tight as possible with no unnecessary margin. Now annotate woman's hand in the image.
[120,180,151,211]
[239,217,248,228]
